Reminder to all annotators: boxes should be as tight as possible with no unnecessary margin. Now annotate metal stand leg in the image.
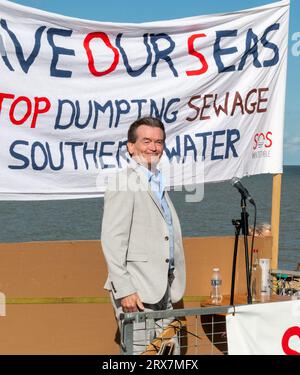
[230,198,252,305]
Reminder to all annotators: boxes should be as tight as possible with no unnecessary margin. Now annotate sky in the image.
[8,0,300,165]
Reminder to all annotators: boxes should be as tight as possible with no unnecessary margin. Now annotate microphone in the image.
[231,177,255,205]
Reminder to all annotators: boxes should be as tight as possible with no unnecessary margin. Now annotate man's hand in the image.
[121,293,144,313]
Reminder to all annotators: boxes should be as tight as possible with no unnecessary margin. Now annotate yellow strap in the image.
[183,295,208,302]
[6,295,207,305]
[7,297,110,304]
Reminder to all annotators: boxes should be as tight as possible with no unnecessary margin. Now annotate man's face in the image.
[127,125,165,169]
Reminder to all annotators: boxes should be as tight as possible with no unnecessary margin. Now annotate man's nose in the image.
[149,141,157,151]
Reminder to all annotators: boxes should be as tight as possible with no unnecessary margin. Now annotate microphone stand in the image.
[230,196,252,305]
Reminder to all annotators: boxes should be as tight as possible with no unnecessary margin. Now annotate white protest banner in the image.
[226,300,300,355]
[0,0,289,200]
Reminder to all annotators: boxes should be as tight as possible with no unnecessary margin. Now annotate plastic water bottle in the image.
[210,268,222,304]
[259,258,271,300]
[251,249,261,302]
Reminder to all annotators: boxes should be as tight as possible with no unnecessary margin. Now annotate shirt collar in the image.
[136,163,160,182]
[130,158,166,196]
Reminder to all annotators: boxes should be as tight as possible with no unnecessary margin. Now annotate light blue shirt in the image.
[138,164,175,272]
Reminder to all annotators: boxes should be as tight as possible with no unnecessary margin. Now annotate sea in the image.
[0,165,299,271]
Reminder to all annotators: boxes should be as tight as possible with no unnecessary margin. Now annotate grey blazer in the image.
[101,161,186,305]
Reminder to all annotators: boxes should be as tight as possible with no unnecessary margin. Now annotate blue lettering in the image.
[238,28,262,70]
[164,135,181,160]
[93,100,114,129]
[261,23,280,67]
[45,142,64,170]
[55,99,76,129]
[47,28,75,78]
[211,130,225,160]
[83,142,98,169]
[99,141,115,169]
[150,98,165,119]
[225,129,240,158]
[116,33,152,77]
[1,19,45,73]
[114,99,130,127]
[163,98,180,123]
[8,140,29,169]
[75,100,93,129]
[195,132,212,160]
[183,134,197,161]
[214,30,238,73]
[116,140,129,167]
[150,33,178,77]
[131,99,147,118]
[65,142,83,169]
[31,141,48,170]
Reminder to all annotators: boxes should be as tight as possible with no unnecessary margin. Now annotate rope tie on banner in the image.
[232,305,236,316]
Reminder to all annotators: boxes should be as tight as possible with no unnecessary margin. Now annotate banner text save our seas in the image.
[0,19,279,171]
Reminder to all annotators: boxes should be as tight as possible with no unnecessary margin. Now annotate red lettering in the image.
[31,97,51,129]
[253,134,259,150]
[186,34,208,76]
[245,89,257,114]
[83,32,119,77]
[253,135,258,150]
[265,131,272,148]
[9,96,32,125]
[186,95,201,121]
[282,326,300,355]
[0,92,51,128]
[253,133,265,150]
[200,94,213,120]
[0,92,15,111]
[230,91,244,116]
[257,88,269,113]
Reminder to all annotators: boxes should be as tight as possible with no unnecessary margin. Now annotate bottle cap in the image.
[213,267,219,272]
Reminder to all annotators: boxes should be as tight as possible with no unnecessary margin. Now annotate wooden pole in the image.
[271,173,282,269]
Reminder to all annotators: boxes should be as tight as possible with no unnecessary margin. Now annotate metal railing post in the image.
[120,313,134,355]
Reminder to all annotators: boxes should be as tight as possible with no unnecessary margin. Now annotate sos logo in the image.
[253,131,272,150]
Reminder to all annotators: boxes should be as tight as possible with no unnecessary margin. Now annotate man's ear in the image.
[127,142,135,156]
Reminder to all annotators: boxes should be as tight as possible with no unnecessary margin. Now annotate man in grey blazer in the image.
[101,116,186,354]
